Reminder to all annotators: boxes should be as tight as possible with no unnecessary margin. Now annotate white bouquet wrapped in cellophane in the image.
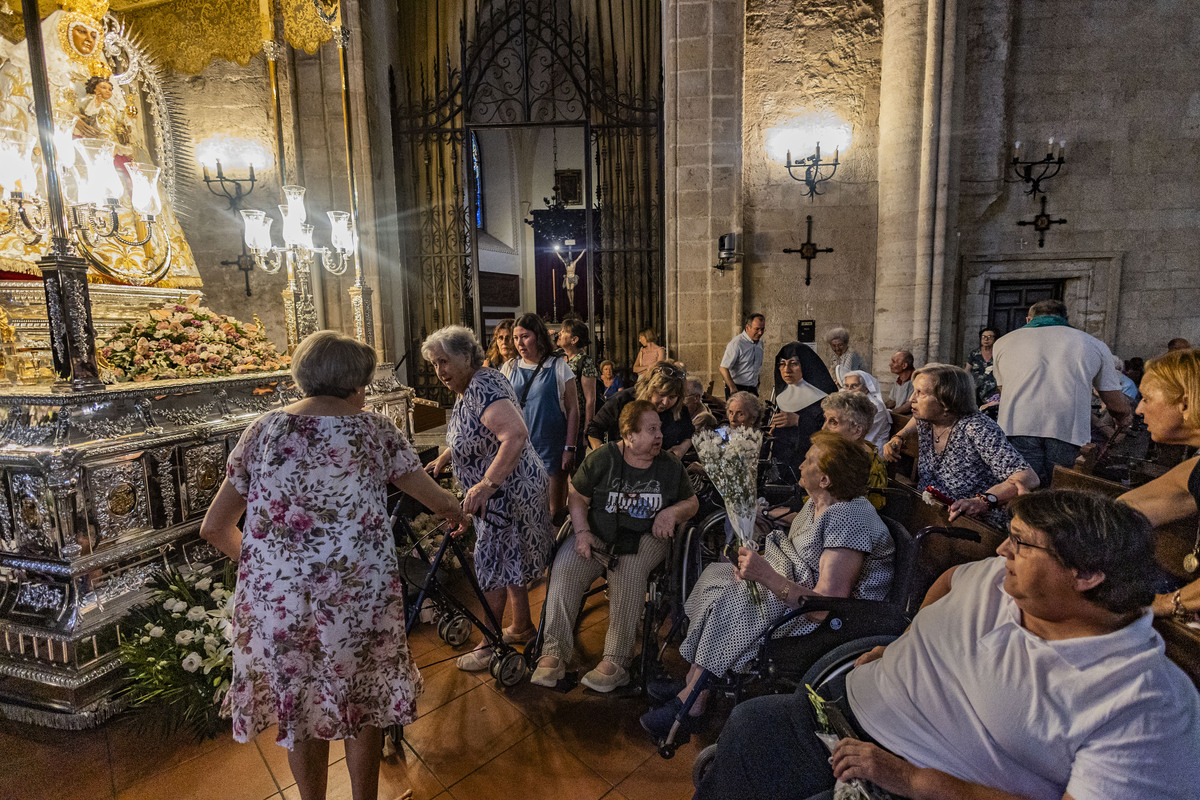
[693,427,764,604]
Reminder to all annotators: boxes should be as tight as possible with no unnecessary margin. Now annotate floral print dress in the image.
[222,410,423,749]
[916,413,1030,527]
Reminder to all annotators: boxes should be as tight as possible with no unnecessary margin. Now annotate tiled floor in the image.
[1,577,717,800]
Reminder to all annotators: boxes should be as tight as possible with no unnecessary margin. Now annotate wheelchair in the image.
[649,519,984,761]
[686,522,992,780]
[525,516,689,696]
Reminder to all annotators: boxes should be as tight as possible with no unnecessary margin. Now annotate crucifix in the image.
[1016,195,1067,248]
[782,215,833,286]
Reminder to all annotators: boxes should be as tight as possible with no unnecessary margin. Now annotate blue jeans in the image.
[1007,435,1079,489]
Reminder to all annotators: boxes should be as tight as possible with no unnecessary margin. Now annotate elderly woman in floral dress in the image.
[201,330,465,800]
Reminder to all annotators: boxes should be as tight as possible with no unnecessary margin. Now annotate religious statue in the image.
[556,244,585,311]
[0,0,202,289]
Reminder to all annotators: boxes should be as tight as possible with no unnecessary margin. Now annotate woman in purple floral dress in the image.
[201,330,464,800]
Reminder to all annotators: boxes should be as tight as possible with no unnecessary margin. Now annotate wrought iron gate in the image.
[391,0,663,400]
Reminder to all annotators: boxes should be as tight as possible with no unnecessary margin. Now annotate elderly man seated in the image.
[695,490,1200,800]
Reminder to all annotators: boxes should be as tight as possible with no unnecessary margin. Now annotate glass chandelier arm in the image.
[319,247,350,276]
[106,216,156,248]
[252,248,284,274]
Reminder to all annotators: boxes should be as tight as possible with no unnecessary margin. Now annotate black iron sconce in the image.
[1011,138,1066,195]
[783,143,839,201]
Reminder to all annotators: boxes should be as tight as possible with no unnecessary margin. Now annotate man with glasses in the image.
[696,490,1200,800]
[719,313,766,398]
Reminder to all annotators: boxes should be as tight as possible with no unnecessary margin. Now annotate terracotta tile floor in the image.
[0,578,716,800]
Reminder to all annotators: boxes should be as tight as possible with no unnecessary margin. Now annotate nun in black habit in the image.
[766,341,839,479]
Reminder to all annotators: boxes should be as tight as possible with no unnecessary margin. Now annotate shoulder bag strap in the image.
[518,356,548,408]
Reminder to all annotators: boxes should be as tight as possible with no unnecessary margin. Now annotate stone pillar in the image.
[663,0,745,386]
[872,0,961,374]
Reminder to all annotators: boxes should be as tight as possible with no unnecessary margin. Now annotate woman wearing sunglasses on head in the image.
[585,361,695,458]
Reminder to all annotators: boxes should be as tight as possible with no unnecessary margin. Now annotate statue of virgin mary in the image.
[0,0,202,289]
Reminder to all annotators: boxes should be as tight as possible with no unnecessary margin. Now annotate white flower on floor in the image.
[186,605,207,622]
[171,599,187,614]
[194,577,212,592]
[148,625,165,638]
[175,630,196,645]
[181,652,202,673]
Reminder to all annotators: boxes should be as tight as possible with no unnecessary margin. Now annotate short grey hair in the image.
[291,330,377,398]
[825,326,850,344]
[1029,298,1068,319]
[685,378,704,397]
[913,363,977,418]
[821,391,875,433]
[421,325,485,369]
[727,391,764,426]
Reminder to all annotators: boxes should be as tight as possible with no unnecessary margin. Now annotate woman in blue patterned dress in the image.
[423,326,553,669]
[883,363,1038,526]
[201,330,466,800]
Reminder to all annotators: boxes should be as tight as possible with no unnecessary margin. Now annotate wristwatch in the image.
[976,492,998,508]
[563,445,577,452]
[481,475,499,489]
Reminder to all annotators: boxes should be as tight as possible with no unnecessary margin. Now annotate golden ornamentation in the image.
[61,0,111,18]
[57,1,111,78]
[18,498,43,529]
[196,461,219,491]
[106,482,137,517]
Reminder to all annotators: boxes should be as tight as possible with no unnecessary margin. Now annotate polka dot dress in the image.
[679,497,894,677]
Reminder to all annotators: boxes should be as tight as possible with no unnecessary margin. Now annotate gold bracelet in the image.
[1173,590,1187,620]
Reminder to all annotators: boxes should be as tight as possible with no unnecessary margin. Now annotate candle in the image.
[1048,137,1056,159]
[259,0,274,43]
[1058,139,1067,160]
[1013,141,1022,160]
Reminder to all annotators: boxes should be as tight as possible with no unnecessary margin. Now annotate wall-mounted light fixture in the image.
[197,135,271,211]
[1010,138,1066,195]
[766,110,852,201]
[714,232,741,271]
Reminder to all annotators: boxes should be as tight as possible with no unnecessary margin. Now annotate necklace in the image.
[932,422,954,447]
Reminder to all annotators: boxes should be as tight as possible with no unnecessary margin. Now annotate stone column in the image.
[663,0,745,385]
[872,0,961,373]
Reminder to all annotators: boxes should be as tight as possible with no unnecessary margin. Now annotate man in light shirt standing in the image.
[992,299,1131,488]
[719,313,765,398]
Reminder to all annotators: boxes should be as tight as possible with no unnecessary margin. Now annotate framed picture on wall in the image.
[555,169,583,206]
[479,271,521,307]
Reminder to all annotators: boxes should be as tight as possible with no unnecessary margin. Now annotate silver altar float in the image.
[0,0,397,727]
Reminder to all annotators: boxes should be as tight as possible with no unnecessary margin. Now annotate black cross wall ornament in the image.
[1016,195,1067,248]
[782,215,833,286]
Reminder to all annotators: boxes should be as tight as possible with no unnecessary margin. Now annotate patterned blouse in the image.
[565,351,598,449]
[916,413,1030,527]
[967,349,998,406]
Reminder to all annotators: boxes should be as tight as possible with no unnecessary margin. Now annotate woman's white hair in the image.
[825,326,850,343]
[421,325,485,369]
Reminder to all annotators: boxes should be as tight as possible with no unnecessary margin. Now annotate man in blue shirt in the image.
[719,313,765,398]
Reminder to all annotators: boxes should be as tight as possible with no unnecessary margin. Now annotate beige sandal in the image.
[456,647,492,672]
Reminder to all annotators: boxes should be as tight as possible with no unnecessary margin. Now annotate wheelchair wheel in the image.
[490,649,528,687]
[439,613,472,647]
[799,635,897,691]
[692,743,718,788]
[680,510,730,601]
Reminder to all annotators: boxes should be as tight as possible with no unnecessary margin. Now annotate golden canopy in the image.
[0,0,332,74]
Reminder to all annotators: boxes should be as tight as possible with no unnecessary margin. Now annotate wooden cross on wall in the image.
[782,215,833,286]
[1016,195,1067,248]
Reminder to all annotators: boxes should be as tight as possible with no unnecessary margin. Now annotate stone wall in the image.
[173,55,291,351]
[742,0,882,387]
[955,0,1200,362]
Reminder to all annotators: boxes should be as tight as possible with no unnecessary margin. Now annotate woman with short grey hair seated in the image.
[422,325,553,668]
[726,390,764,429]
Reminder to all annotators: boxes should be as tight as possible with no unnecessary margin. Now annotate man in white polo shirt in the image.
[991,299,1131,488]
[718,313,765,398]
[696,490,1200,800]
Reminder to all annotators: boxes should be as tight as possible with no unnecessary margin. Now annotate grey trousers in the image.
[540,533,669,668]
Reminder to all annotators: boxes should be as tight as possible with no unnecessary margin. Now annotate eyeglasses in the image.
[655,363,686,379]
[778,358,802,369]
[1007,530,1056,557]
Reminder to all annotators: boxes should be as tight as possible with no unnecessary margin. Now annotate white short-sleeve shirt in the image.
[500,356,574,414]
[847,558,1200,800]
[991,325,1123,445]
[719,332,764,387]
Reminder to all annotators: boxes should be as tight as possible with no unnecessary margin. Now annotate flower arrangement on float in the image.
[96,294,289,383]
[118,564,237,740]
[692,426,765,604]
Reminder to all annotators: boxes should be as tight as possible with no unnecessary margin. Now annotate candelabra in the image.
[0,127,169,284]
[1011,138,1066,195]
[240,185,357,349]
[783,143,840,201]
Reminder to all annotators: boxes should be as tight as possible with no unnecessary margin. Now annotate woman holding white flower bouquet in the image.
[640,431,893,744]
[200,330,466,800]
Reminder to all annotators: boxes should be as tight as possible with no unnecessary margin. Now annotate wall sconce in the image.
[767,111,852,201]
[197,135,271,211]
[1011,138,1066,195]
